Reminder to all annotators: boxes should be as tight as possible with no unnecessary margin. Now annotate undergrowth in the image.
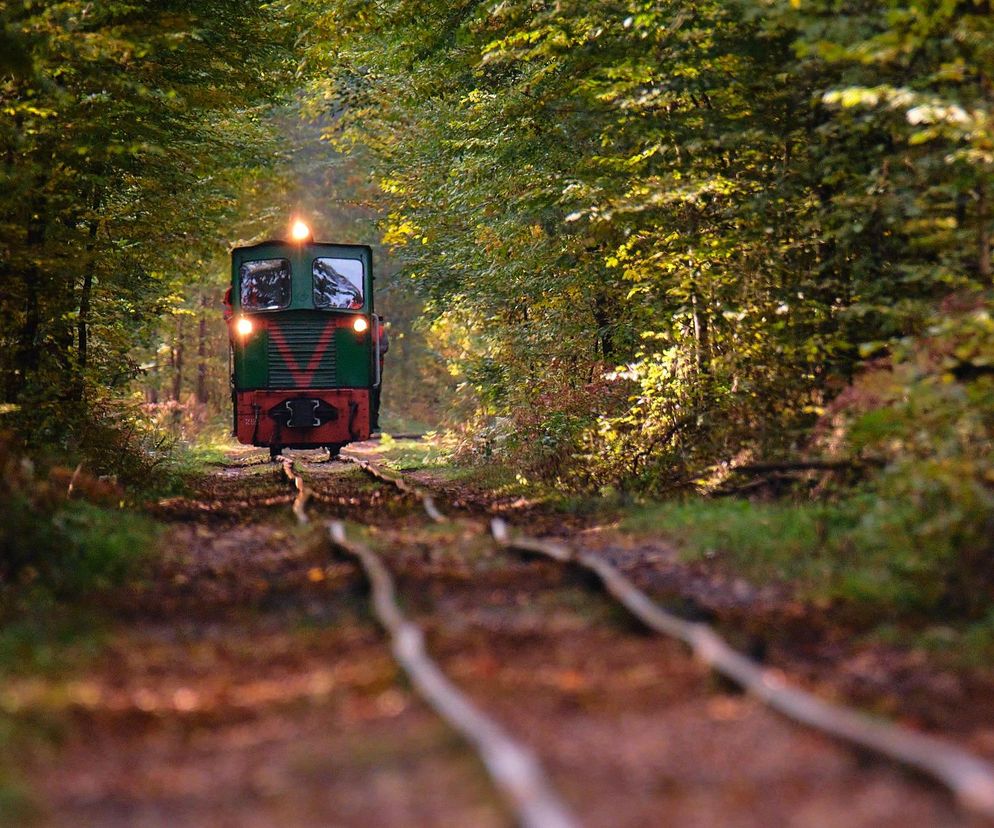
[0,436,160,824]
[624,495,994,666]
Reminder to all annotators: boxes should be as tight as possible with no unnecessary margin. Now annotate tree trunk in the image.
[691,281,710,376]
[172,317,185,402]
[196,296,208,405]
[978,183,991,283]
[73,216,100,400]
[592,289,616,361]
[147,353,160,404]
[14,204,45,397]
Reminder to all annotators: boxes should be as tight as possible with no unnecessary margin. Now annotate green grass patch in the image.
[0,496,159,823]
[373,434,452,471]
[144,437,240,497]
[0,498,157,680]
[2,501,158,600]
[623,498,859,587]
[622,494,994,662]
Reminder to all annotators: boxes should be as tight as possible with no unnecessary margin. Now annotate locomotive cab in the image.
[227,234,382,458]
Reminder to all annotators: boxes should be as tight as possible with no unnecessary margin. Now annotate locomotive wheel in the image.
[269,445,282,461]
[326,444,342,459]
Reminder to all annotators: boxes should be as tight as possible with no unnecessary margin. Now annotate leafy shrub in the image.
[814,293,994,616]
[0,436,154,595]
[0,392,178,491]
[623,295,994,622]
[462,368,628,484]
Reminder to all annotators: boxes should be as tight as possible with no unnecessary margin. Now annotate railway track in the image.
[270,448,994,826]
[278,454,576,828]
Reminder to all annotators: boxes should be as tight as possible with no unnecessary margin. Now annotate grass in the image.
[0,494,160,824]
[372,437,612,515]
[622,498,859,588]
[0,428,233,823]
[374,437,994,662]
[373,434,453,471]
[146,437,239,497]
[622,495,994,667]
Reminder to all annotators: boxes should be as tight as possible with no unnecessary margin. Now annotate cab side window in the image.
[240,258,291,310]
[313,257,364,309]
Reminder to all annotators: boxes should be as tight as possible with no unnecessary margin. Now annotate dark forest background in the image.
[3,1,994,615]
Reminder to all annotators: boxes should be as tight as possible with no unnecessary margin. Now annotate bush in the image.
[625,294,994,622]
[0,436,154,595]
[815,293,994,616]
[0,392,177,491]
[461,368,628,485]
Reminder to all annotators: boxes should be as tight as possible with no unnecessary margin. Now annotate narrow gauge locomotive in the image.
[225,223,382,458]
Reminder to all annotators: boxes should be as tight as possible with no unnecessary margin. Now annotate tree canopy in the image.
[4,0,994,499]
[293,0,994,491]
[0,0,294,463]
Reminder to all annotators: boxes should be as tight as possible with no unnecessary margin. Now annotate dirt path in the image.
[14,450,974,826]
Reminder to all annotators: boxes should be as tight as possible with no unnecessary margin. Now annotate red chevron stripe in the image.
[268,320,337,387]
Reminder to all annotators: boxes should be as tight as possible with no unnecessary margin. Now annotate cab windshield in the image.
[240,258,291,310]
[313,257,364,309]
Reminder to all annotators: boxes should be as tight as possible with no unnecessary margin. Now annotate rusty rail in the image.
[289,451,994,821]
[339,452,994,820]
[276,455,579,828]
[340,452,446,522]
[489,518,994,822]
[328,521,577,828]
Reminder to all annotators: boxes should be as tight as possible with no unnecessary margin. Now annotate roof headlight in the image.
[291,219,311,241]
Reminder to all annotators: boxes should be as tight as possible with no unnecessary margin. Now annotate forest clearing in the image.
[3,1,994,825]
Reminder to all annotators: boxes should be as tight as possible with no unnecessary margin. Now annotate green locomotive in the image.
[225,222,383,457]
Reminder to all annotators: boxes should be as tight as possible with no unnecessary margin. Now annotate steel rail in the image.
[340,454,994,821]
[489,518,994,822]
[276,455,579,828]
[340,452,446,522]
[328,521,577,828]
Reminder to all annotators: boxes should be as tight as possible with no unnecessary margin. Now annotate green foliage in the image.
[819,294,994,615]
[0,433,161,824]
[293,0,994,492]
[0,0,294,463]
[0,437,155,593]
[625,490,984,620]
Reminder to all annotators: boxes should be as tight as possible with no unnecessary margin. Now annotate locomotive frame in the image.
[226,234,382,458]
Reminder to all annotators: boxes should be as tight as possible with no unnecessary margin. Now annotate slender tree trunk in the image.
[172,317,185,402]
[978,183,991,283]
[77,268,93,373]
[147,347,160,405]
[73,216,100,400]
[592,291,615,362]
[15,204,45,397]
[691,281,710,376]
[196,295,208,405]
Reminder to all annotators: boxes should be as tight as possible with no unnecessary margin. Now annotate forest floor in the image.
[6,441,994,826]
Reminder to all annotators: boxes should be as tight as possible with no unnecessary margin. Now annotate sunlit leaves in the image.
[0,0,294,412]
[290,0,994,490]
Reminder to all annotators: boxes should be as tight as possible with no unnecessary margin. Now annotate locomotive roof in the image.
[232,239,372,254]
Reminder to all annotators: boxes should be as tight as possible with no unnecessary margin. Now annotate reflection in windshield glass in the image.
[313,258,363,309]
[240,259,291,310]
